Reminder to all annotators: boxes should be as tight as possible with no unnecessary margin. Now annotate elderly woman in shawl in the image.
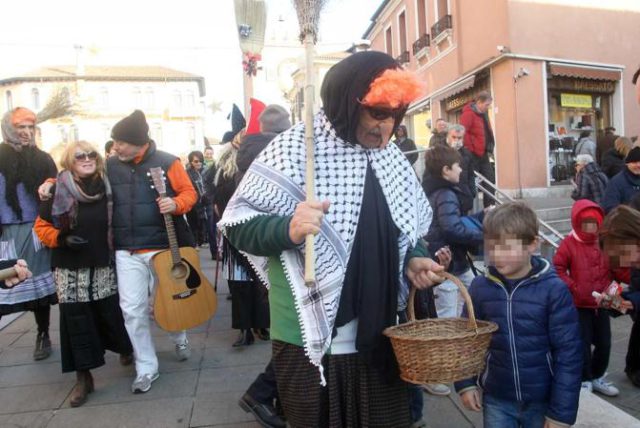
[0,107,58,361]
[219,51,444,427]
[34,141,132,407]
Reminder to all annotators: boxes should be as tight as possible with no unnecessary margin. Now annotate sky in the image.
[0,0,380,137]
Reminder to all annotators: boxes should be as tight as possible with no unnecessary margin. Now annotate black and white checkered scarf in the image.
[219,111,431,379]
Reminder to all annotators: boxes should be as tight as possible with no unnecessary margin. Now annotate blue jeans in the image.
[483,394,548,428]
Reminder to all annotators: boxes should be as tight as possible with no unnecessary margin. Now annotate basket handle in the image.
[407,272,478,331]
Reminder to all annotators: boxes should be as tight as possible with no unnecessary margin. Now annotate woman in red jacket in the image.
[553,199,622,397]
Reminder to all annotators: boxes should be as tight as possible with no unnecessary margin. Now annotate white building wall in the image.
[1,78,205,160]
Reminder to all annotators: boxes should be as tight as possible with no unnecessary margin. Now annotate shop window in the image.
[151,124,163,146]
[31,88,40,111]
[59,126,68,144]
[547,82,614,186]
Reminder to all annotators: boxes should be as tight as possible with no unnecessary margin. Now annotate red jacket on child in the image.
[553,199,619,308]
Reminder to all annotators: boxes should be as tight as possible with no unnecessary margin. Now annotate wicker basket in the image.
[384,272,498,384]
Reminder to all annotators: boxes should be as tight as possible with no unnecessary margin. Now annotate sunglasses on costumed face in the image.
[74,151,98,161]
[360,102,406,121]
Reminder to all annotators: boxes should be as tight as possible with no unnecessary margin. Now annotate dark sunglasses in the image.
[363,105,405,121]
[74,151,98,161]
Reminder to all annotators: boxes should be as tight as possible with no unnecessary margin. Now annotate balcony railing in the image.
[431,14,453,40]
[395,50,410,64]
[412,33,430,55]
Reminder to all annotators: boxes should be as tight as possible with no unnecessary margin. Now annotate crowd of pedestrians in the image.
[0,53,639,428]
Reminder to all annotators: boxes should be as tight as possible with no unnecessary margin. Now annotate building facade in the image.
[364,0,640,195]
[0,66,206,160]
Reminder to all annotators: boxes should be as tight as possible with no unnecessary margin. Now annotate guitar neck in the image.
[163,212,182,265]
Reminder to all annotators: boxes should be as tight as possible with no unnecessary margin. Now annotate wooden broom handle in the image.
[407,272,478,331]
[0,267,17,281]
[303,34,316,287]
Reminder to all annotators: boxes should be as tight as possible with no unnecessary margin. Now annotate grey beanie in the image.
[259,105,291,133]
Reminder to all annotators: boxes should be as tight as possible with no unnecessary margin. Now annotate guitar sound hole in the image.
[171,262,189,280]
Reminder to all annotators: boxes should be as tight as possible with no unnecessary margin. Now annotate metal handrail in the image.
[473,171,562,249]
[397,146,563,249]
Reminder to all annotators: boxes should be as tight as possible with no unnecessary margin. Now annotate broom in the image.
[292,0,328,287]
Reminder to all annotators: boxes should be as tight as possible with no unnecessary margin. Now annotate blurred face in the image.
[190,157,203,170]
[604,240,640,268]
[476,99,493,113]
[581,219,599,234]
[442,162,462,184]
[356,106,402,149]
[447,130,464,149]
[112,140,144,162]
[627,161,640,176]
[204,148,214,160]
[436,119,447,133]
[72,150,98,178]
[14,121,35,146]
[575,162,585,173]
[486,236,537,279]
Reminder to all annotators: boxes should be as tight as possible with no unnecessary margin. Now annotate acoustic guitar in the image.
[148,167,217,332]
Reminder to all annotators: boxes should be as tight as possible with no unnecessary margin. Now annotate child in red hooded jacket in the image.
[553,199,622,397]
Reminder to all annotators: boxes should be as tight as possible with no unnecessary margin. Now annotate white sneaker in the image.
[592,376,619,397]
[131,372,159,394]
[175,341,191,361]
[422,383,451,396]
[581,381,593,393]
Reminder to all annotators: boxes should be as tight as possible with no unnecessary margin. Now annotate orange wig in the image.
[361,68,425,108]
[11,107,37,126]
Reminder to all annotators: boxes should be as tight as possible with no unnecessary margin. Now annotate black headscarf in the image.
[320,51,406,145]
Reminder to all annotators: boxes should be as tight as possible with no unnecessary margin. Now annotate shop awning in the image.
[434,74,476,100]
[549,63,621,81]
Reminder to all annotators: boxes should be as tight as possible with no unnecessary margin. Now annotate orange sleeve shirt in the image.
[33,216,60,248]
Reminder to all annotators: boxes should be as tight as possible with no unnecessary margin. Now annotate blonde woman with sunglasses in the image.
[34,141,132,408]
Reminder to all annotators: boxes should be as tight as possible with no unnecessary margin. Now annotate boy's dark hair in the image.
[484,202,539,245]
[424,145,461,178]
[632,66,640,85]
[104,140,113,154]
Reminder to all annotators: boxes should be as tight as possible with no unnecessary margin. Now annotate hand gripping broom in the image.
[292,0,328,287]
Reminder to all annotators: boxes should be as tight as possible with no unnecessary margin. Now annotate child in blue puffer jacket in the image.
[454,202,582,428]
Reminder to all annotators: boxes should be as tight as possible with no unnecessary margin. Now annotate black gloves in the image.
[58,234,89,251]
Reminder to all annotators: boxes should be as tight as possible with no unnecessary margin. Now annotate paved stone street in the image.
[0,251,639,427]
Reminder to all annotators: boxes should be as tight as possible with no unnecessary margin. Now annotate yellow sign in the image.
[560,93,592,108]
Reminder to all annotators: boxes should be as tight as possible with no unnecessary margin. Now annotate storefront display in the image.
[547,74,616,185]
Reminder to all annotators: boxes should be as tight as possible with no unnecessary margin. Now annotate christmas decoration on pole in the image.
[291,0,328,287]
[234,0,267,116]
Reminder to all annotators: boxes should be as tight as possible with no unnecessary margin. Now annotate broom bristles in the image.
[292,0,328,42]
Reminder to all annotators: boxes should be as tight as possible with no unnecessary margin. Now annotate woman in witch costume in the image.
[34,141,133,407]
[219,51,445,427]
[0,107,58,361]
[214,130,270,347]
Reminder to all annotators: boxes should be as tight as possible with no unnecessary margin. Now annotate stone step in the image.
[535,206,573,222]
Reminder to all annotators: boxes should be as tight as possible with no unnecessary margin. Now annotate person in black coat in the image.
[601,146,640,213]
[601,136,632,179]
[392,125,417,166]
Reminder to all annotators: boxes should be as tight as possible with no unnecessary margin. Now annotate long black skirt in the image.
[272,340,411,428]
[60,294,133,373]
[228,280,270,330]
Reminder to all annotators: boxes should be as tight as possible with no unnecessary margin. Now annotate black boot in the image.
[253,328,270,341]
[33,331,52,361]
[239,393,286,428]
[233,329,255,347]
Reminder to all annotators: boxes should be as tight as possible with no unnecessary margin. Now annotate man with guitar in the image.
[107,110,198,394]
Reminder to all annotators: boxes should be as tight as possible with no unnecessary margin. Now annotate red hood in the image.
[571,199,604,242]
